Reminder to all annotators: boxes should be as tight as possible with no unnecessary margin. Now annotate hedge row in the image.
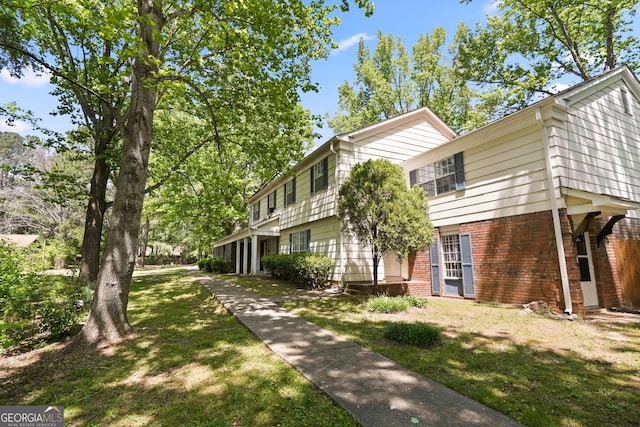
[261,253,333,289]
[197,257,234,273]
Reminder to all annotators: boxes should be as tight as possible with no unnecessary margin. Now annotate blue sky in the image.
[0,1,496,143]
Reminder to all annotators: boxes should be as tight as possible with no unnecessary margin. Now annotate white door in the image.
[576,233,599,308]
[382,252,402,280]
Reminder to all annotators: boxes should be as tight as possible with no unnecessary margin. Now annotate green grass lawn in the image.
[225,275,640,427]
[0,270,357,427]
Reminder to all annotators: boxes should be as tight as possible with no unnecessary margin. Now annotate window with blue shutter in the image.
[290,229,311,253]
[285,178,296,206]
[311,156,329,194]
[460,233,476,298]
[429,239,441,295]
[409,152,464,197]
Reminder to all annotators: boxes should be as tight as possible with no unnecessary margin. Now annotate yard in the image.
[0,269,357,427]
[225,274,640,427]
[1,269,638,426]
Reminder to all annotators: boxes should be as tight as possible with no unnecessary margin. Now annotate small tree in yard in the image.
[338,159,433,294]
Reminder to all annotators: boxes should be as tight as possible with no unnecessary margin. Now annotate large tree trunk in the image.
[67,0,160,351]
[78,149,110,283]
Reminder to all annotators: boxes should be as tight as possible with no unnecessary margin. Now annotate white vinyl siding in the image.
[412,124,550,227]
[352,118,451,164]
[280,154,337,229]
[555,82,640,204]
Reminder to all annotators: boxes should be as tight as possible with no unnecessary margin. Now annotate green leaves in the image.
[330,27,495,134]
[457,0,640,114]
[338,159,433,285]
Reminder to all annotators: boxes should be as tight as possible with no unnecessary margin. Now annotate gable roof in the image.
[250,106,455,203]
[404,65,640,168]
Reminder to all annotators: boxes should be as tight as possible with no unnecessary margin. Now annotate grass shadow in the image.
[0,271,357,427]
[282,296,640,427]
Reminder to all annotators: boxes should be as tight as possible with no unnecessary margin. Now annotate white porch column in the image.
[235,240,241,274]
[251,234,259,275]
[242,236,249,275]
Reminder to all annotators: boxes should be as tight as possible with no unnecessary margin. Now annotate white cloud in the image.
[0,67,51,87]
[0,119,30,133]
[333,33,374,54]
[483,0,500,15]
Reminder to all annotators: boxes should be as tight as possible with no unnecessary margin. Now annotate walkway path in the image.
[197,277,522,427]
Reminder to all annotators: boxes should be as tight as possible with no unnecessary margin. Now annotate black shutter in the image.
[460,233,476,298]
[322,157,329,189]
[454,152,465,191]
[430,239,441,296]
[306,229,311,253]
[410,169,417,187]
[310,164,315,194]
[289,233,293,254]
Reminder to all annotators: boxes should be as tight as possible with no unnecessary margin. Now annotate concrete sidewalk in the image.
[197,277,523,427]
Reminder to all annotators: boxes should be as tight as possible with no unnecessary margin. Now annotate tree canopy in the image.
[457,0,640,113]
[338,159,433,292]
[0,0,373,350]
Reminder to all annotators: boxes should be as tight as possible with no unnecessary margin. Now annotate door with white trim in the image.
[576,233,599,308]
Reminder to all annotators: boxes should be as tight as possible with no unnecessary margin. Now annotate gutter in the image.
[537,108,573,314]
[330,138,345,288]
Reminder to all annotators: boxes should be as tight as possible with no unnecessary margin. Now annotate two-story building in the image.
[213,65,640,314]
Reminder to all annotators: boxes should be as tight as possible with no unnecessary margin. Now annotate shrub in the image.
[1,242,82,351]
[366,295,428,313]
[367,295,410,313]
[198,257,233,273]
[262,253,333,289]
[404,295,428,308]
[382,322,442,348]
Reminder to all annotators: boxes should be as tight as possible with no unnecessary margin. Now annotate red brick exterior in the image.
[589,216,640,309]
[404,211,640,314]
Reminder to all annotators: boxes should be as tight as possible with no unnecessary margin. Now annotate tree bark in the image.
[78,146,110,283]
[67,0,160,351]
[140,214,150,267]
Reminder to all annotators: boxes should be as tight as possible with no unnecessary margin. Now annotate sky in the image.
[0,1,498,144]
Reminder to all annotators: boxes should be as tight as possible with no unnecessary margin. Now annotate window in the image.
[252,201,260,222]
[442,234,462,279]
[289,230,310,253]
[267,190,276,213]
[621,87,632,115]
[285,178,296,206]
[310,156,329,194]
[410,152,465,197]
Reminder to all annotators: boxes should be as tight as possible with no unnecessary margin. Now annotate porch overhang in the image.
[563,188,640,216]
[212,227,281,248]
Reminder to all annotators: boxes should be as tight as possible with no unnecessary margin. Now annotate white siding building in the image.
[213,66,640,314]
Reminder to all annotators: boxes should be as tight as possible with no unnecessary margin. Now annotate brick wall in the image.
[590,216,640,308]
[460,211,573,311]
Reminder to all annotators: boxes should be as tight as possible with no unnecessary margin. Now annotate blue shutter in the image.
[322,157,329,189]
[430,239,441,295]
[454,152,465,191]
[460,233,476,298]
[410,170,417,187]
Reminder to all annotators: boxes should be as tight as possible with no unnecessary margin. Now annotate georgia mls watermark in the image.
[0,406,64,427]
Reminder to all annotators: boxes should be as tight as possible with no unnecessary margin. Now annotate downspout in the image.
[330,138,345,289]
[537,108,573,314]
